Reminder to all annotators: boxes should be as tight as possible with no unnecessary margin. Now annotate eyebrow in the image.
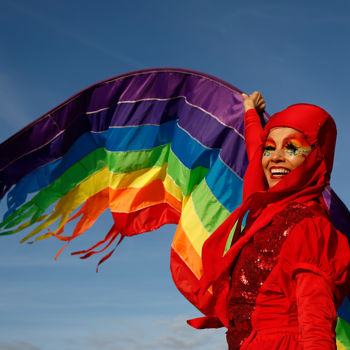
[282,133,311,148]
[265,138,276,146]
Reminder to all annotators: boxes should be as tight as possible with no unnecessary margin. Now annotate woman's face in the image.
[262,127,311,188]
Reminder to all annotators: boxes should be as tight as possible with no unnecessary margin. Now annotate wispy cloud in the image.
[1,316,226,350]
[79,316,226,350]
[0,341,41,350]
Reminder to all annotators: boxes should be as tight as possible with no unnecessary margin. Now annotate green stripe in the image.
[0,202,37,230]
[191,180,230,234]
[107,144,169,173]
[167,149,209,197]
[336,317,350,349]
[224,222,240,254]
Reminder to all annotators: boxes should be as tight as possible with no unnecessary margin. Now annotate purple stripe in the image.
[177,102,247,178]
[91,69,246,129]
[89,98,181,128]
[0,69,245,169]
[323,186,350,239]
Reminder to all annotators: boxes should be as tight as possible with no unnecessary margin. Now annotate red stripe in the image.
[170,247,214,317]
[112,203,180,236]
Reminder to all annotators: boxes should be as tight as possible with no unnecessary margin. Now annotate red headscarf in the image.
[244,103,336,205]
[192,104,338,328]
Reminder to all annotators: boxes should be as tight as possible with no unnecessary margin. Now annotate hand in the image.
[242,91,266,113]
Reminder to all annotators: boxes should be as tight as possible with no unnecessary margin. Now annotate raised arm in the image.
[242,92,265,162]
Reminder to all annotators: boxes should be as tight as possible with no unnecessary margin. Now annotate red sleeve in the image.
[295,271,337,349]
[279,216,350,348]
[279,216,350,305]
[244,109,263,162]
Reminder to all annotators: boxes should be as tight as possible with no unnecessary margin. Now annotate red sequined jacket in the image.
[226,200,350,349]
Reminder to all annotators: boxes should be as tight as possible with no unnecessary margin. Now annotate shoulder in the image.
[269,201,327,238]
[279,202,350,289]
[283,201,346,246]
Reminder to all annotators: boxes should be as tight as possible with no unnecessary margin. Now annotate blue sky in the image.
[0,1,349,349]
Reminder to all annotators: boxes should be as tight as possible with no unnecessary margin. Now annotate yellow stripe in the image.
[180,194,210,257]
[163,173,183,202]
[109,164,183,201]
[336,340,347,350]
[22,165,183,241]
[14,214,50,233]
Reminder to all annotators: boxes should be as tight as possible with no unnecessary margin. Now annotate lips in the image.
[269,166,290,179]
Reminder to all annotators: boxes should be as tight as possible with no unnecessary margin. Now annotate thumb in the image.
[241,93,249,100]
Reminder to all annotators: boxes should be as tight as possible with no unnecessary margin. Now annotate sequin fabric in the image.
[226,203,315,350]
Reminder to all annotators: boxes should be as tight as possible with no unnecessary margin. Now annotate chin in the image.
[268,179,281,188]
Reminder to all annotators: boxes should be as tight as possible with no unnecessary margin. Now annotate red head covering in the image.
[243,103,336,210]
[193,104,338,328]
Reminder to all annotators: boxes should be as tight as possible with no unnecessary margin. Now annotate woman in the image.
[197,93,350,349]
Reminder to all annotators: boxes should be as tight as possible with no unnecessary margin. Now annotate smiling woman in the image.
[196,93,350,349]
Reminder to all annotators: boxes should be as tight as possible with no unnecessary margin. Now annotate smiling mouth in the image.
[270,168,290,178]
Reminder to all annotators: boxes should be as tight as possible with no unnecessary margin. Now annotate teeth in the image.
[271,168,290,174]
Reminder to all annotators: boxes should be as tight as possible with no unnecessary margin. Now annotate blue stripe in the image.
[338,297,350,324]
[105,121,175,151]
[205,157,243,213]
[171,125,220,169]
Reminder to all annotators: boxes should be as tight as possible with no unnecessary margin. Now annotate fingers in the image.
[241,91,266,112]
[256,96,266,111]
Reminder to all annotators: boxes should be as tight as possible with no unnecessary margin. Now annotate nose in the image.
[270,149,285,162]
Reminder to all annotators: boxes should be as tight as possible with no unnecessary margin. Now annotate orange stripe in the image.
[54,182,182,241]
[109,179,182,212]
[54,188,110,241]
[171,222,203,279]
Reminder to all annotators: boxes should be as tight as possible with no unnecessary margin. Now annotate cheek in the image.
[289,155,307,169]
[261,156,269,169]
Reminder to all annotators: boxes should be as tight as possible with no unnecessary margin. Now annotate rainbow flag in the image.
[0,68,349,348]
